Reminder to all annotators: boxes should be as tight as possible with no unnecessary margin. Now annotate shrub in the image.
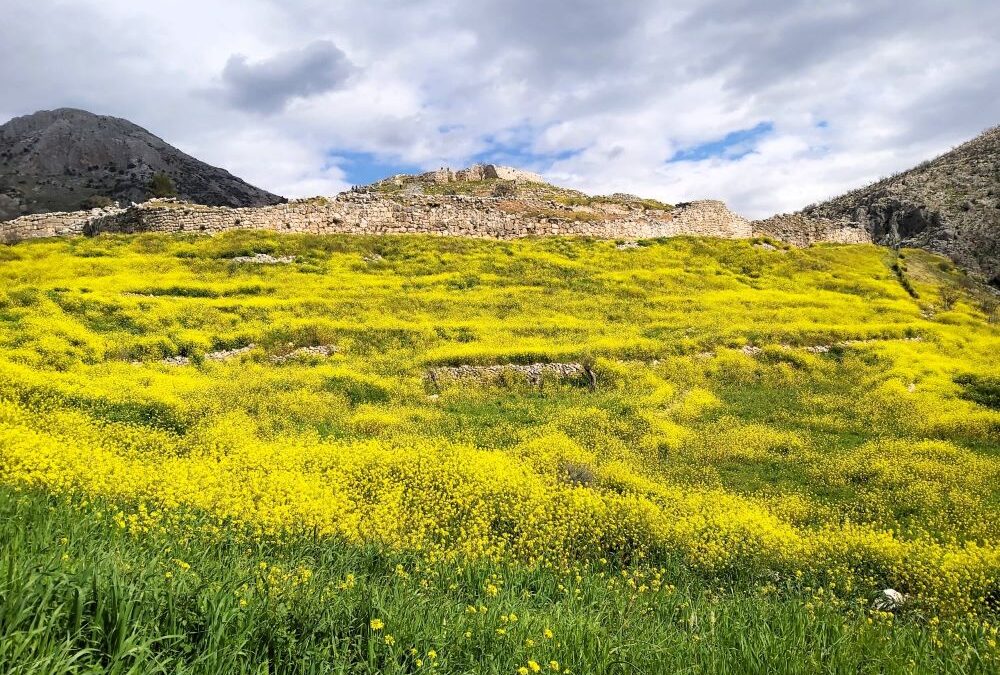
[939,286,960,311]
[149,172,177,198]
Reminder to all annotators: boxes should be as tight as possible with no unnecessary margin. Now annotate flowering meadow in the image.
[0,231,998,673]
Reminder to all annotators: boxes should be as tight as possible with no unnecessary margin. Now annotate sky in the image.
[1,0,997,218]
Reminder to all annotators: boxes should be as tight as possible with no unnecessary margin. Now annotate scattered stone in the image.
[872,589,907,612]
[206,344,256,361]
[162,355,190,366]
[270,345,338,363]
[229,253,295,264]
[162,344,256,365]
[616,241,640,250]
[362,253,383,263]
[804,345,831,354]
[753,242,778,251]
[740,345,763,356]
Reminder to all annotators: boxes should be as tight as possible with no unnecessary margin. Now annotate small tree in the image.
[149,172,177,198]
[939,286,960,311]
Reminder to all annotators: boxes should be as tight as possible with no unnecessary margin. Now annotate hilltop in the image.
[0,108,283,221]
[1,161,752,242]
[758,126,1000,285]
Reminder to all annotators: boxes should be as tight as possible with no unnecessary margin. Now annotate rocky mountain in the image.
[800,126,1000,285]
[0,108,283,221]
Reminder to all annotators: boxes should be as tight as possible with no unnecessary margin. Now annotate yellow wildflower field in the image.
[0,231,997,621]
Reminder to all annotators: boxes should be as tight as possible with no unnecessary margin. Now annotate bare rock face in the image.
[0,108,284,221]
[799,126,1000,285]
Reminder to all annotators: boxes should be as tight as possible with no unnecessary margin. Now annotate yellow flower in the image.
[549,661,560,671]
[370,618,385,631]
[427,650,437,659]
[528,661,541,673]
[518,668,529,675]
[384,635,395,646]
[544,628,554,639]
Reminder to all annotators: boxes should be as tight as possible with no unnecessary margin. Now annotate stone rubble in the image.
[427,362,591,387]
[206,344,256,361]
[270,345,338,363]
[229,253,295,264]
[161,344,256,365]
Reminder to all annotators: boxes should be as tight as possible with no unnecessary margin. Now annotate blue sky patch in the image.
[668,121,774,163]
[330,151,423,186]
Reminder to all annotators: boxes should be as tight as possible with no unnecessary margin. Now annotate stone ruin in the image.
[0,165,871,247]
[0,192,753,242]
[389,163,546,186]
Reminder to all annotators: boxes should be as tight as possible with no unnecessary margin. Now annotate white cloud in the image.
[1,0,997,212]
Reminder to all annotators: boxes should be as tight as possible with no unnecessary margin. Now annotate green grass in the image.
[1,488,993,675]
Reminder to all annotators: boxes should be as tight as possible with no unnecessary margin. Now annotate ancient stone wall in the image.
[417,163,546,185]
[751,213,872,246]
[1,192,752,242]
[0,206,123,241]
[669,200,752,239]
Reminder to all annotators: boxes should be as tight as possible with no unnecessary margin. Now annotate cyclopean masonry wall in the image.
[2,192,755,241]
[751,213,872,246]
[0,205,124,241]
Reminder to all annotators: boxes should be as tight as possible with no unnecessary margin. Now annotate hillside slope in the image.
[0,108,283,220]
[0,231,997,671]
[802,126,1000,284]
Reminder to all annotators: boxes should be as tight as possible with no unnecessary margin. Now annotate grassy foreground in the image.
[0,231,998,672]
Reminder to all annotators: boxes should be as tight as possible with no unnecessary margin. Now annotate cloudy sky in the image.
[1,0,997,217]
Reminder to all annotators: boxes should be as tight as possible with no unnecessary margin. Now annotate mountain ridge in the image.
[0,108,283,220]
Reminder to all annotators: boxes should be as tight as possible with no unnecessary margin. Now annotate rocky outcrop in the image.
[795,126,1000,284]
[0,108,283,221]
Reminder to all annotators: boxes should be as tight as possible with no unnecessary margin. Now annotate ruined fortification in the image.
[1,188,752,243]
[1,162,881,247]
[751,213,873,246]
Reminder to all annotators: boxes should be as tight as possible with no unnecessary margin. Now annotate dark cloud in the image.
[219,40,355,114]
